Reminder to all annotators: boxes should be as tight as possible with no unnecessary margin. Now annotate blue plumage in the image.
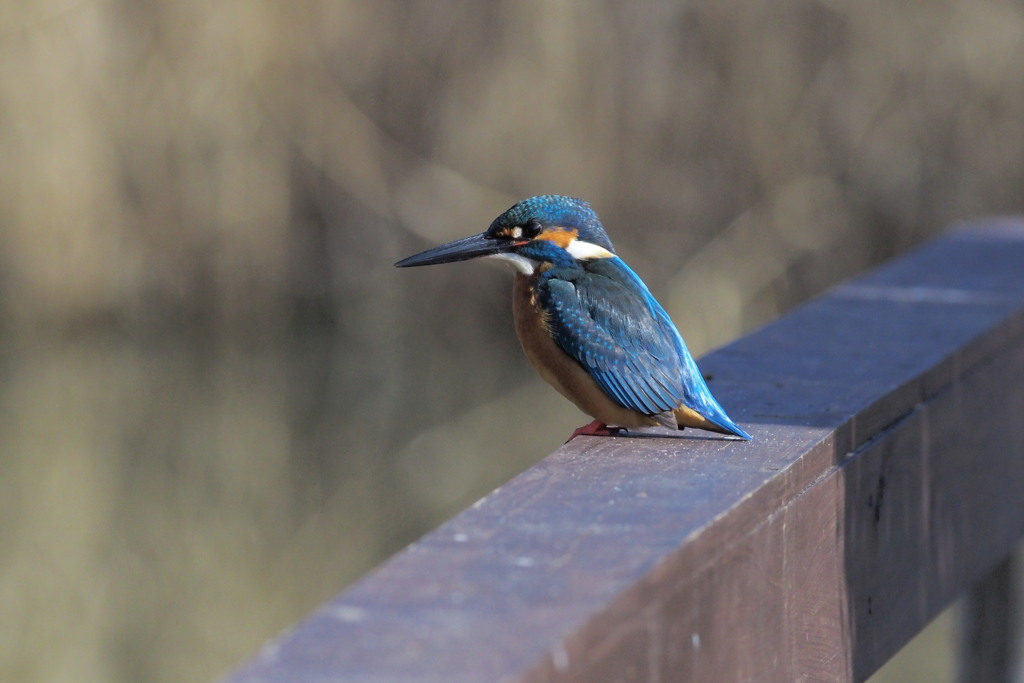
[535,250,750,439]
[396,195,751,441]
[488,196,616,252]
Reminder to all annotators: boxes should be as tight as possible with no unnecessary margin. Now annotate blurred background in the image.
[2,0,1023,680]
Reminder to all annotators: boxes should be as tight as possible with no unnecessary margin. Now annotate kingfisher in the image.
[395,195,751,441]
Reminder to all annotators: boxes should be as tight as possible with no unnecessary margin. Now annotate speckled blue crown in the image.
[489,195,616,252]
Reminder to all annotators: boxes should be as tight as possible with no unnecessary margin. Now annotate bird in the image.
[395,195,751,441]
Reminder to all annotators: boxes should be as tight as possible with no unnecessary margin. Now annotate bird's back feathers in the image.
[535,256,751,439]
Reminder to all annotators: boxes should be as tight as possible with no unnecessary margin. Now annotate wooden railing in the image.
[225,218,1024,682]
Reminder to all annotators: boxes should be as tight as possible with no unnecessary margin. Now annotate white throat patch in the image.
[487,238,614,275]
[488,252,538,275]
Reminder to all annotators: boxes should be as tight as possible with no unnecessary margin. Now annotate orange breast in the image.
[512,273,659,429]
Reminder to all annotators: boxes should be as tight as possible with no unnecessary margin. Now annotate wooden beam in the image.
[225,218,1024,682]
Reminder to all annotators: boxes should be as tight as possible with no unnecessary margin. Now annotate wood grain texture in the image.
[225,218,1024,683]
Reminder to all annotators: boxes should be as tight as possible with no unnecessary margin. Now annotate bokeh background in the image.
[3,0,1024,681]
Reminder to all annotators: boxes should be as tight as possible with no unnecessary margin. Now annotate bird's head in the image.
[395,195,616,274]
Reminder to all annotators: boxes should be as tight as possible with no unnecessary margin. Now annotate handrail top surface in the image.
[226,218,1024,682]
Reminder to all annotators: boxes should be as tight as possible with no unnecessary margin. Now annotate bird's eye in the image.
[523,219,543,238]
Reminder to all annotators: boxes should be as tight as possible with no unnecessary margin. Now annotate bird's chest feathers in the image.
[512,273,568,393]
[511,272,657,428]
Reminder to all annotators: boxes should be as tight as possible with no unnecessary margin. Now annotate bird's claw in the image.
[566,420,625,442]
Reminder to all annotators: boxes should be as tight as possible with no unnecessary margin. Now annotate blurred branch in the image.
[248,37,514,242]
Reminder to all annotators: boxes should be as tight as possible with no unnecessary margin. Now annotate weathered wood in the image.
[225,218,1024,682]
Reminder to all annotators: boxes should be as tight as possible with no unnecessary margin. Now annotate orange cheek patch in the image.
[535,228,579,249]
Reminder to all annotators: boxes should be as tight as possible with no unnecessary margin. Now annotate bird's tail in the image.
[674,402,752,440]
[654,299,752,440]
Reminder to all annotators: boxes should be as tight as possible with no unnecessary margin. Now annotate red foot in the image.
[565,420,624,442]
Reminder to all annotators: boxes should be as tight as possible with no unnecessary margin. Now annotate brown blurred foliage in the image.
[1,0,1022,680]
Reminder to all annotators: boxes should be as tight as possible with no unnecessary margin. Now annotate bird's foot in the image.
[566,420,625,442]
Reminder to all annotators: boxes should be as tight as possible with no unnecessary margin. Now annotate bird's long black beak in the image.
[395,232,509,267]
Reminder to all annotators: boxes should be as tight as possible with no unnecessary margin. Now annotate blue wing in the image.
[536,257,750,438]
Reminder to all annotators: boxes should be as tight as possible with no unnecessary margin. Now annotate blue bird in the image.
[395,195,751,441]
